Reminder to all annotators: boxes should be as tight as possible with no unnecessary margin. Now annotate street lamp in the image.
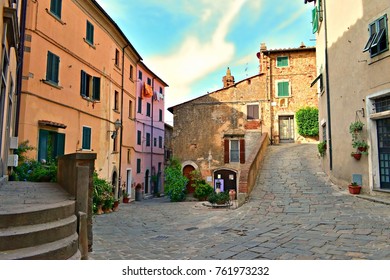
[109,119,122,139]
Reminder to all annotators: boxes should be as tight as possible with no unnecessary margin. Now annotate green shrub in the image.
[208,191,230,205]
[296,107,319,137]
[194,182,214,200]
[13,141,57,182]
[164,158,188,202]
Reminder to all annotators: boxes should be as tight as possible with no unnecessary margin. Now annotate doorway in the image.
[183,165,195,193]
[126,169,132,198]
[144,169,149,194]
[377,118,390,189]
[213,169,237,194]
[279,115,295,143]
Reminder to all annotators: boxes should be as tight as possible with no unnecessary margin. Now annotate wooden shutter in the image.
[80,70,87,96]
[240,138,245,164]
[82,127,91,150]
[55,133,65,157]
[224,139,229,163]
[93,77,100,100]
[38,130,49,162]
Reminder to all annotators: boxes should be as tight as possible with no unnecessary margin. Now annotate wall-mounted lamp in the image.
[108,119,122,139]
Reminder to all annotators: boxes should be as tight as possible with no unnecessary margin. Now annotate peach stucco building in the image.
[18,0,166,198]
[0,0,21,181]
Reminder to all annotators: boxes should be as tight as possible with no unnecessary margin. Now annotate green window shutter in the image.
[55,133,65,157]
[137,159,141,173]
[277,56,288,67]
[312,7,318,34]
[92,77,100,100]
[46,51,59,84]
[50,0,62,18]
[278,81,290,97]
[137,130,141,145]
[86,21,94,44]
[38,130,49,162]
[82,127,91,150]
[80,70,87,96]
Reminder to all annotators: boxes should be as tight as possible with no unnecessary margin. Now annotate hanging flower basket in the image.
[351,152,362,160]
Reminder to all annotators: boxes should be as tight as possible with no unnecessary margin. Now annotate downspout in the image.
[323,0,333,170]
[119,45,128,198]
[151,78,154,194]
[15,0,28,137]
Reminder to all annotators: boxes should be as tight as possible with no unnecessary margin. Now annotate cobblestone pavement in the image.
[89,144,390,260]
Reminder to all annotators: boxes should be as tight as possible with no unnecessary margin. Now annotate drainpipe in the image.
[119,45,128,198]
[151,78,154,194]
[323,0,333,170]
[15,0,28,137]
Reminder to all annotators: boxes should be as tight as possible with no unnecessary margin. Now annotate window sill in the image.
[83,38,96,49]
[368,51,390,65]
[42,79,62,89]
[46,9,66,25]
[113,109,120,114]
[81,95,100,103]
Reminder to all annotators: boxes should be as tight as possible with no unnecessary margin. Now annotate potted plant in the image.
[208,191,230,205]
[348,182,362,194]
[352,140,369,152]
[349,121,364,134]
[194,181,214,201]
[317,140,327,157]
[351,152,362,160]
[122,191,130,203]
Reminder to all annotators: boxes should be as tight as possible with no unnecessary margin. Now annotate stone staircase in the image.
[0,182,81,260]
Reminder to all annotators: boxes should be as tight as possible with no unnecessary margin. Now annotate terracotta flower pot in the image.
[351,153,362,160]
[357,147,367,152]
[348,185,361,194]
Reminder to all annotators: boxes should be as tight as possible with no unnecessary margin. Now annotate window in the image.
[159,136,163,148]
[114,90,119,111]
[127,149,131,164]
[137,97,142,113]
[80,70,100,100]
[363,15,388,57]
[276,80,290,97]
[50,0,62,19]
[147,77,152,86]
[137,130,141,145]
[154,137,157,147]
[146,102,151,117]
[230,140,239,162]
[224,139,245,164]
[130,65,134,80]
[322,123,326,142]
[146,133,150,146]
[46,51,60,85]
[113,135,118,152]
[86,21,94,45]
[138,70,142,81]
[276,56,288,67]
[82,126,91,150]
[136,159,141,173]
[247,104,259,120]
[38,129,65,162]
[159,109,163,122]
[115,49,120,67]
[128,100,133,118]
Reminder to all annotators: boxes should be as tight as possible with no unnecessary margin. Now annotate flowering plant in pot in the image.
[352,140,369,153]
[351,152,362,160]
[349,121,364,133]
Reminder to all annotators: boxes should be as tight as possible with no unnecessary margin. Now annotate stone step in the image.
[0,215,77,251]
[0,200,75,229]
[0,232,79,260]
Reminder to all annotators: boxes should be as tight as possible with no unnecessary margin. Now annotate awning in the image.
[38,120,67,129]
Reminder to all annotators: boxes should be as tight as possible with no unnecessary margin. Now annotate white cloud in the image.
[149,0,246,111]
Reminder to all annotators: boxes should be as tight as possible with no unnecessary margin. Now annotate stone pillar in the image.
[57,153,96,253]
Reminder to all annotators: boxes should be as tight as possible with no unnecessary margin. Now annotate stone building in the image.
[169,43,317,199]
[306,0,390,196]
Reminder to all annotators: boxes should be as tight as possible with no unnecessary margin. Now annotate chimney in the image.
[222,67,235,88]
[257,43,268,74]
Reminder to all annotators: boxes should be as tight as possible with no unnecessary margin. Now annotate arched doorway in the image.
[183,165,195,193]
[144,169,149,194]
[213,169,237,195]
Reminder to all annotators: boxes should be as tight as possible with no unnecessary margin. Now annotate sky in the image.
[95,0,315,125]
